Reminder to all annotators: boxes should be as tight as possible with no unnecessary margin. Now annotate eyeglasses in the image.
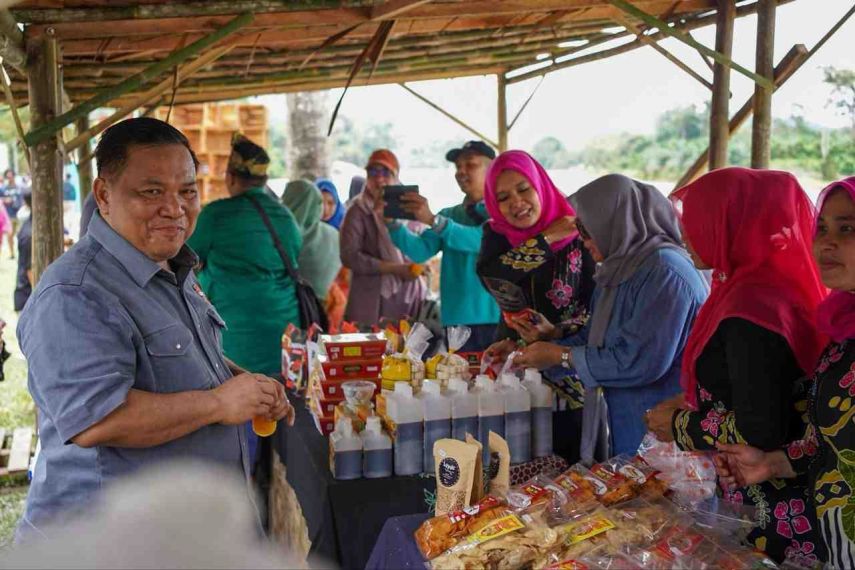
[576,219,591,241]
[367,165,394,178]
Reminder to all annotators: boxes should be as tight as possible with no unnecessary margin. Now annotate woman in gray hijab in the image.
[515,174,708,457]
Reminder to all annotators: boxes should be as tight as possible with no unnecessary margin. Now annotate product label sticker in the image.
[562,514,616,544]
[545,560,589,570]
[343,347,362,358]
[582,475,608,496]
[653,527,704,560]
[438,457,461,488]
[618,464,647,484]
[447,496,500,524]
[461,514,525,546]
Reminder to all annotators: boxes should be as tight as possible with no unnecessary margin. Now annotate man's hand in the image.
[259,375,295,427]
[213,373,278,425]
[400,193,435,226]
[513,342,565,370]
[543,216,577,244]
[508,310,558,343]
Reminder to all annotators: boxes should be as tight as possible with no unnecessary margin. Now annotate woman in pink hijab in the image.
[716,176,855,569]
[476,150,596,463]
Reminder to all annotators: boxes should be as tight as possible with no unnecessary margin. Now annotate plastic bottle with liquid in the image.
[387,382,424,475]
[499,373,532,464]
[475,375,505,465]
[447,377,478,442]
[361,416,393,478]
[523,368,554,458]
[420,379,451,474]
[330,419,363,480]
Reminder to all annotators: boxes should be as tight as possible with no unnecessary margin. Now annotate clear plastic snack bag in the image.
[427,326,472,384]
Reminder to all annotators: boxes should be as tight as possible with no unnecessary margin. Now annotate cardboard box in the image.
[320,333,388,361]
[311,412,336,436]
[320,358,382,380]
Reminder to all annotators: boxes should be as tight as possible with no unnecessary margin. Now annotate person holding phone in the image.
[386,141,500,352]
[339,149,426,326]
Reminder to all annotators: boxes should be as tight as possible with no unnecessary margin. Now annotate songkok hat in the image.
[228,133,269,177]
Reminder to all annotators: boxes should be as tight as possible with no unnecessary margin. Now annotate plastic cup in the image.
[252,416,277,437]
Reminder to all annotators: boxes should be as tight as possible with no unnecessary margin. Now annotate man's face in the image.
[454,152,490,200]
[94,144,200,264]
[365,163,398,201]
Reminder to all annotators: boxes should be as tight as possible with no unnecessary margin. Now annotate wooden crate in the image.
[0,427,34,477]
[154,102,269,204]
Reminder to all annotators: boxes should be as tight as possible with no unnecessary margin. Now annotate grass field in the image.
[0,248,36,548]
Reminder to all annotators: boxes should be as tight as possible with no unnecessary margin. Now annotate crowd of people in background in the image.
[7,115,855,568]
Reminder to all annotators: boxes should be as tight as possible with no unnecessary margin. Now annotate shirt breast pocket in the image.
[144,323,209,393]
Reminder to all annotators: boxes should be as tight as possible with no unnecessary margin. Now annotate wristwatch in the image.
[560,348,572,369]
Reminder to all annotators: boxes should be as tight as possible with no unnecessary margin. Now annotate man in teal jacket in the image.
[387,141,500,351]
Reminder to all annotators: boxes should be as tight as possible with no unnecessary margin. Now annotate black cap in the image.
[445,140,496,163]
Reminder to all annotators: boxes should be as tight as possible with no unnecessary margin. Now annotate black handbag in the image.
[244,193,329,331]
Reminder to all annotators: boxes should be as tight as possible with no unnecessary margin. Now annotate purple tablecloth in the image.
[365,513,430,570]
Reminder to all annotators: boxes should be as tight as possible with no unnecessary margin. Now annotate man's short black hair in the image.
[95,117,200,180]
[22,190,31,208]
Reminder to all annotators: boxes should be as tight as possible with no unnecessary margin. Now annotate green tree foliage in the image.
[824,66,855,135]
[531,136,572,168]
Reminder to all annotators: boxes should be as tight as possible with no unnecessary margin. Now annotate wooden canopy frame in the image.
[1,0,850,283]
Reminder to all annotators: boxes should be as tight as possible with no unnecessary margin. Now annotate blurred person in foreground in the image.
[387,140,500,352]
[1,462,303,569]
[16,118,293,543]
[14,190,32,312]
[340,149,425,326]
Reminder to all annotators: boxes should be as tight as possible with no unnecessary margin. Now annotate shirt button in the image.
[176,343,182,349]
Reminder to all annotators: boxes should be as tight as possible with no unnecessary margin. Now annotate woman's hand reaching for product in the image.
[507,310,558,343]
[512,342,565,370]
[714,444,793,490]
[485,339,517,364]
[543,216,577,245]
[644,400,680,443]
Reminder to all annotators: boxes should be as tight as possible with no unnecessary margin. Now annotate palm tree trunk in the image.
[286,91,330,180]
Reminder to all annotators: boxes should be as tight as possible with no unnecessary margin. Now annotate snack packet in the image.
[601,455,669,499]
[488,431,511,498]
[435,438,479,516]
[586,462,639,506]
[552,468,599,517]
[506,474,570,525]
[381,322,431,390]
[426,326,472,384]
[672,495,760,545]
[414,495,507,560]
[465,434,484,504]
[624,522,710,569]
[637,433,716,504]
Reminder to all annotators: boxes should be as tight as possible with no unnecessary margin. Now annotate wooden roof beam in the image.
[24,12,252,148]
[613,13,712,90]
[608,0,774,90]
[371,0,434,20]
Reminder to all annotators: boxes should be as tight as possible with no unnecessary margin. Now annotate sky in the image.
[260,0,855,158]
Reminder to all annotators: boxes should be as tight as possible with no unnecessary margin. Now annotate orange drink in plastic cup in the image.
[252,416,277,437]
[409,263,424,277]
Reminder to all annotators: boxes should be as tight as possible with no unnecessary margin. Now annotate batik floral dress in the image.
[671,317,822,564]
[477,227,596,407]
[784,340,855,569]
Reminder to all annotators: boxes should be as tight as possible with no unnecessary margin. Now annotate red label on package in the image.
[447,496,501,524]
[652,527,704,560]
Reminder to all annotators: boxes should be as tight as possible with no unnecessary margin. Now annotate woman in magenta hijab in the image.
[717,176,855,569]
[476,150,596,463]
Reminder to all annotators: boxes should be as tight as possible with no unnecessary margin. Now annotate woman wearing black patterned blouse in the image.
[476,151,596,463]
[718,176,855,569]
[645,168,827,563]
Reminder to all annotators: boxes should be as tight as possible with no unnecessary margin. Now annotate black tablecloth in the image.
[274,395,436,570]
[365,513,430,570]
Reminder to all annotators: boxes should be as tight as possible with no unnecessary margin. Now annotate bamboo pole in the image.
[63,44,234,154]
[497,73,508,152]
[751,0,776,168]
[675,45,807,190]
[614,14,712,91]
[506,0,795,85]
[0,9,25,74]
[508,75,545,131]
[398,83,499,148]
[24,12,252,148]
[608,0,774,90]
[709,0,734,170]
[27,31,64,284]
[75,115,93,201]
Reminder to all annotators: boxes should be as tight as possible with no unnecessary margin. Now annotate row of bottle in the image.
[330,369,554,480]
[330,416,394,480]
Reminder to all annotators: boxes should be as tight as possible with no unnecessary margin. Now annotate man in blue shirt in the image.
[387,141,500,351]
[16,118,293,541]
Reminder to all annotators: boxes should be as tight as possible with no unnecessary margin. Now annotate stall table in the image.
[366,513,431,570]
[272,397,436,569]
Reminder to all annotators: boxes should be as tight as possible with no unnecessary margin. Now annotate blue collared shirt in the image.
[17,212,249,539]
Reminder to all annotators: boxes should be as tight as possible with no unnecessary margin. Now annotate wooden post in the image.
[709,0,735,170]
[497,74,508,152]
[75,115,94,200]
[751,0,776,168]
[27,30,64,284]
